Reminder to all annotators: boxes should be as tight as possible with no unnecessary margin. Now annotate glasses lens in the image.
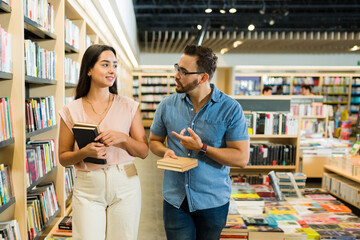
[174,64,185,78]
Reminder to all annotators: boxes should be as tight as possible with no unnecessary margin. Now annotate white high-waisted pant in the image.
[72,163,141,240]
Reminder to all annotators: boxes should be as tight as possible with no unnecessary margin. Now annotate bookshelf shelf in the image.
[250,135,298,139]
[26,166,58,192]
[65,83,77,88]
[24,16,57,40]
[322,93,349,95]
[324,165,360,184]
[300,116,327,119]
[25,75,57,85]
[239,165,296,169]
[26,125,57,138]
[0,137,14,148]
[0,71,12,80]
[33,208,61,240]
[0,1,11,12]
[65,42,79,53]
[0,197,15,215]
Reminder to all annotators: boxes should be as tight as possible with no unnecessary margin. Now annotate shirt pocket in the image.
[198,120,227,148]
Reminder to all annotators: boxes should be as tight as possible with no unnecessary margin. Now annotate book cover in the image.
[58,216,72,230]
[72,122,107,164]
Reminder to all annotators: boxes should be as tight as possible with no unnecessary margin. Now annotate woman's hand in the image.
[95,130,128,147]
[82,142,107,159]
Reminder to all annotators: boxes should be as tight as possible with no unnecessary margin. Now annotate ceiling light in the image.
[233,40,242,48]
[220,48,229,54]
[259,0,266,15]
[248,24,255,31]
[229,8,237,13]
[269,19,275,26]
[220,9,226,14]
[350,45,360,51]
[197,24,202,30]
[205,8,212,13]
[283,9,289,16]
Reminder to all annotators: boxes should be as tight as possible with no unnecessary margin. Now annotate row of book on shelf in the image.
[27,181,60,240]
[0,97,13,142]
[222,171,360,240]
[65,17,80,50]
[0,25,12,73]
[249,143,296,166]
[24,0,55,34]
[64,57,80,85]
[24,39,56,80]
[290,102,327,117]
[26,139,57,187]
[25,96,56,133]
[64,166,75,202]
[244,112,299,135]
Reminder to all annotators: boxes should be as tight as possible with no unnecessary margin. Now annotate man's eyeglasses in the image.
[174,63,204,78]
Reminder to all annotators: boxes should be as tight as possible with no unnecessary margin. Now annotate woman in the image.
[58,44,149,240]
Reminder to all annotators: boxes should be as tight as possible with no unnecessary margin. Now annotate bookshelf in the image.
[323,165,360,210]
[132,69,175,127]
[0,0,133,239]
[232,66,360,112]
[231,96,301,174]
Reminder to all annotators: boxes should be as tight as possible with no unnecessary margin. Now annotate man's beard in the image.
[175,78,199,93]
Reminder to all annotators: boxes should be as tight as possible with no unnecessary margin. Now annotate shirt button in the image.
[191,122,194,125]
[186,184,189,187]
[191,108,194,111]
[187,153,191,156]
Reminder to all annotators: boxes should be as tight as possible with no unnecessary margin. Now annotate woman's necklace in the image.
[84,94,111,115]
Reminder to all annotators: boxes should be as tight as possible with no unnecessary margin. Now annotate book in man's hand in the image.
[157,157,198,172]
[72,122,107,164]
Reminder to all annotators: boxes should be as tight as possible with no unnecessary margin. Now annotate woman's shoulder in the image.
[62,98,82,111]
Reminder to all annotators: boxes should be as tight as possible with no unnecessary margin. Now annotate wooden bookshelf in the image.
[232,66,360,111]
[132,70,175,127]
[323,165,360,209]
[0,0,133,238]
[324,165,360,184]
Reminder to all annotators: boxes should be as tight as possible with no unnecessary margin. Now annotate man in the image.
[301,85,312,95]
[149,45,250,240]
[262,86,273,95]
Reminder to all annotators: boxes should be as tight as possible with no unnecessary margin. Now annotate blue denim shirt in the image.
[150,84,249,212]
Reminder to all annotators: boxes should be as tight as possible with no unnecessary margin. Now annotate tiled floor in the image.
[135,148,166,240]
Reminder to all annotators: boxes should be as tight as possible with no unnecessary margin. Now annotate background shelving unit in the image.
[230,96,301,176]
[132,69,175,127]
[232,67,360,112]
[323,165,360,210]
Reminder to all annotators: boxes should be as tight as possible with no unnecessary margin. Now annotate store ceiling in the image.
[133,0,360,54]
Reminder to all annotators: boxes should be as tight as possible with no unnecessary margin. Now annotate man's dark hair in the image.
[301,85,312,92]
[262,86,272,94]
[184,45,218,80]
[75,44,118,99]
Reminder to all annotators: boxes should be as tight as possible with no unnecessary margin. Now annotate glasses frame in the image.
[174,63,205,78]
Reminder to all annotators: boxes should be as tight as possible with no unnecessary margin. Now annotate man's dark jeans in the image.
[163,198,229,240]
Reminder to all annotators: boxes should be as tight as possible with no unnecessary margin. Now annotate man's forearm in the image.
[205,146,249,168]
[149,140,169,158]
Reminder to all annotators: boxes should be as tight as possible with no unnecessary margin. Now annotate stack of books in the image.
[157,157,198,172]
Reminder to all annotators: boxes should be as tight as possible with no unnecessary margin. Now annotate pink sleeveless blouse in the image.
[59,95,139,171]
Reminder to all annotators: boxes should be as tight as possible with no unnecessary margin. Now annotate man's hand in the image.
[172,127,203,151]
[164,149,177,159]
